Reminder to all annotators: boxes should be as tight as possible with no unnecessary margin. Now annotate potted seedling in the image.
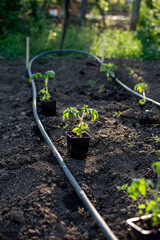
[62,105,98,159]
[29,70,56,116]
[134,83,148,105]
[123,162,160,240]
[102,63,116,82]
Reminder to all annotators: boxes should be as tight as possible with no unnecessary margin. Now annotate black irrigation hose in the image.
[28,49,118,240]
[28,49,102,70]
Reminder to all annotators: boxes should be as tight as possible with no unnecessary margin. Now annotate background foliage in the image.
[0,0,159,60]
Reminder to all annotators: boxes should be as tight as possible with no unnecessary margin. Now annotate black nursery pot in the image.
[66,131,91,160]
[41,98,56,116]
[126,215,160,240]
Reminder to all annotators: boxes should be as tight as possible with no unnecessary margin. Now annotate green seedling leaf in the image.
[154,136,160,143]
[39,88,46,95]
[81,105,90,114]
[29,72,42,83]
[117,184,128,191]
[128,132,138,139]
[127,178,147,200]
[139,99,146,105]
[119,134,125,139]
[90,109,98,121]
[63,124,68,130]
[134,83,148,93]
[72,127,80,132]
[70,107,79,117]
[129,70,134,75]
[72,127,83,136]
[145,200,156,213]
[145,179,154,188]
[43,70,55,79]
[114,111,122,118]
[88,80,96,89]
[152,161,160,174]
[138,178,146,195]
[138,204,146,209]
[62,108,70,122]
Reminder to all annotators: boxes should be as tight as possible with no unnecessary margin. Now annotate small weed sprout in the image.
[62,105,98,137]
[99,84,105,93]
[29,70,55,101]
[117,183,128,191]
[128,132,138,139]
[134,83,148,105]
[119,134,125,139]
[154,136,160,143]
[113,111,122,118]
[123,64,134,75]
[120,161,160,228]
[102,63,116,82]
[88,80,97,89]
[129,69,134,75]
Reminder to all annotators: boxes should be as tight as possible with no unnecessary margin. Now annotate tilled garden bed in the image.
[0,55,160,240]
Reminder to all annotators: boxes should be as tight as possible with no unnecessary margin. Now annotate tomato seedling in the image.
[62,105,98,137]
[29,70,55,101]
[134,83,148,105]
[102,63,116,82]
[121,161,160,228]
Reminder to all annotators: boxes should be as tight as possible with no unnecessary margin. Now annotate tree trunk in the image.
[96,0,106,27]
[130,0,141,30]
[60,0,70,49]
[80,0,87,25]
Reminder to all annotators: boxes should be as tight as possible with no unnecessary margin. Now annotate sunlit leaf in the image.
[62,108,70,122]
[117,183,128,191]
[29,72,42,83]
[152,161,160,174]
[138,204,146,209]
[43,70,55,79]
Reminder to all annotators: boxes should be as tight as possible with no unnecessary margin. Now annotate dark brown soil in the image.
[0,55,160,240]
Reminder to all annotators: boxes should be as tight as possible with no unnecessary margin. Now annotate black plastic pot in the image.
[66,131,91,159]
[127,215,160,240]
[41,98,56,116]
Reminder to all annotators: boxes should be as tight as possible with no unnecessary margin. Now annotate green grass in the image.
[0,23,159,61]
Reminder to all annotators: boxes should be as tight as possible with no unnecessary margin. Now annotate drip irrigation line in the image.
[28,49,118,240]
[28,49,102,76]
